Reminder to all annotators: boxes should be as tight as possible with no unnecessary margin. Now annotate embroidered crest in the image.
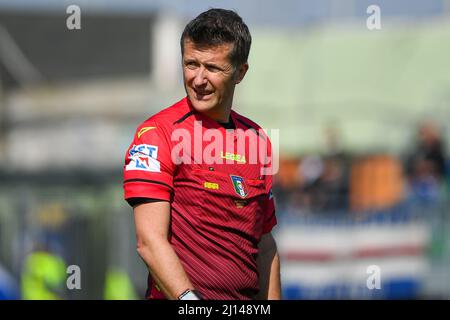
[230,175,248,198]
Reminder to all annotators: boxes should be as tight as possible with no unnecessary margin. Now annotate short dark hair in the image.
[180,8,252,67]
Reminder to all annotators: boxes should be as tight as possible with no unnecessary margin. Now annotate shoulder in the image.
[232,110,269,141]
[136,97,191,134]
[232,110,264,131]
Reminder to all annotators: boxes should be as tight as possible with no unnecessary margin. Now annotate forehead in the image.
[182,40,233,63]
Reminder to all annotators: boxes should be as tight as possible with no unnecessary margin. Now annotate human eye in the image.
[184,60,198,69]
[206,64,221,72]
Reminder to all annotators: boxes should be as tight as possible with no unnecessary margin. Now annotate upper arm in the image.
[256,232,280,299]
[123,121,175,203]
[258,232,277,256]
[134,201,171,246]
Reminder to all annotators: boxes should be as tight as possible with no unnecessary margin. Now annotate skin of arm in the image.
[256,232,281,300]
[133,201,196,300]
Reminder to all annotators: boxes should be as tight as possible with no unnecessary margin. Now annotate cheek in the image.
[209,77,226,92]
[183,70,195,83]
[183,74,192,85]
[217,80,234,95]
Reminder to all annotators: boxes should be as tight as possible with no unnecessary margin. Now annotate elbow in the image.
[135,235,166,263]
[259,236,278,257]
[136,239,148,259]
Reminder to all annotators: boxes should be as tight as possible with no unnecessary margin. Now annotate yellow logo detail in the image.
[204,182,219,190]
[220,151,246,163]
[137,126,156,139]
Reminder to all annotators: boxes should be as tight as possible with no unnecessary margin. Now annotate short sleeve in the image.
[123,122,175,203]
[262,174,277,234]
[261,136,277,234]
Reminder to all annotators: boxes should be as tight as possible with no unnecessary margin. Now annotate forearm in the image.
[133,201,196,300]
[138,238,194,300]
[266,252,281,299]
[256,233,281,300]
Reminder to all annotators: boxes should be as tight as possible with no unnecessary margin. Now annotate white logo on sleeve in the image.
[126,144,160,172]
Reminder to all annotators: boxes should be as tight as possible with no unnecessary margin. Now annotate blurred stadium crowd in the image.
[275,120,448,215]
[1,0,450,299]
[273,120,449,299]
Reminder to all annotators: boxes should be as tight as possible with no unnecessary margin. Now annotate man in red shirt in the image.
[123,8,280,300]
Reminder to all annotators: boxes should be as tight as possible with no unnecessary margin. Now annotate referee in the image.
[123,8,281,300]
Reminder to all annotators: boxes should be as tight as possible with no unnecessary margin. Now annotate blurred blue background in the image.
[0,0,449,299]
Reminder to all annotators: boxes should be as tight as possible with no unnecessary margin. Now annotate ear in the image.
[234,63,249,84]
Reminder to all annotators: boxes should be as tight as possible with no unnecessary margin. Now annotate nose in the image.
[193,66,207,87]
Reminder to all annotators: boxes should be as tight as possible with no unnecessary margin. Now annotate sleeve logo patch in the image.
[137,126,156,139]
[126,144,160,172]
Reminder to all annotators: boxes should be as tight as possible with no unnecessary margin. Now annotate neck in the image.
[186,97,233,123]
[204,109,231,123]
[207,95,234,122]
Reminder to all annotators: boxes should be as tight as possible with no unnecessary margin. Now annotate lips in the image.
[193,88,213,99]
[194,89,212,95]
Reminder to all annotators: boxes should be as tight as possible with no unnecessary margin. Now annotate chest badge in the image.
[230,175,248,198]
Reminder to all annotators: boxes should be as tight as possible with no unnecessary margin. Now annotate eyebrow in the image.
[205,63,222,68]
[183,59,224,69]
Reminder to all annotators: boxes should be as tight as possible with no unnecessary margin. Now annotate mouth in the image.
[193,88,213,99]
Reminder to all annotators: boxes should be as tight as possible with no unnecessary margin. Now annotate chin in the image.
[189,96,216,113]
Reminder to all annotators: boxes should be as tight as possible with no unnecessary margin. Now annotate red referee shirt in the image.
[123,97,277,300]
